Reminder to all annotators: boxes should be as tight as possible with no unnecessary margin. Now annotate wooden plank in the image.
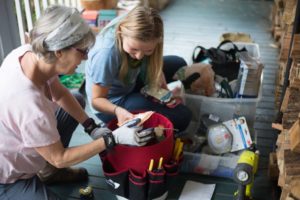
[282,0,297,25]
[268,152,280,181]
[280,87,290,112]
[290,178,300,199]
[272,123,283,132]
[291,34,300,59]
[280,187,290,200]
[283,113,300,130]
[289,61,300,88]
[290,119,300,153]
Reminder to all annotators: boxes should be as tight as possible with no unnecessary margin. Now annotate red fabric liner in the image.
[103,112,174,174]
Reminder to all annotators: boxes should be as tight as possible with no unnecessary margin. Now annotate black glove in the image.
[83,118,116,150]
[82,118,112,139]
[82,118,99,135]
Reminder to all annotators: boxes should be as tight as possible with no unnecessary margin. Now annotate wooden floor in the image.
[49,0,280,199]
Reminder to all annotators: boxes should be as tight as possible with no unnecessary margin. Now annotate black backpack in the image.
[192,40,247,81]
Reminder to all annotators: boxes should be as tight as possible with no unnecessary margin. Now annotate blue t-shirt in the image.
[85,15,148,113]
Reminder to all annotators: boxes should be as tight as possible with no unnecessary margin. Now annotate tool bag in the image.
[192,40,247,81]
[100,112,181,200]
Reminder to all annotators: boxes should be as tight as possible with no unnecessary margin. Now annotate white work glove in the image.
[112,126,154,146]
[90,127,112,140]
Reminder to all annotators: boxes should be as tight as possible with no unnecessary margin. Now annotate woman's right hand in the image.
[112,126,154,146]
[115,106,135,125]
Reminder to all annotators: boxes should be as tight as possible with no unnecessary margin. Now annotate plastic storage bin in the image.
[184,41,262,132]
[184,66,262,137]
[185,81,262,133]
[180,115,246,179]
[220,42,261,60]
[180,151,239,178]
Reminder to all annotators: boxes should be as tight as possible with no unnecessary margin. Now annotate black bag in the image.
[192,40,247,81]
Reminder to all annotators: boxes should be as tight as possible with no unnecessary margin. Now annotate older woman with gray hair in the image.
[0,5,153,200]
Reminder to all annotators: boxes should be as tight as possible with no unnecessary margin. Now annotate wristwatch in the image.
[102,132,116,151]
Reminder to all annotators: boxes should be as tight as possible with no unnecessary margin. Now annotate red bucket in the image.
[103,112,174,174]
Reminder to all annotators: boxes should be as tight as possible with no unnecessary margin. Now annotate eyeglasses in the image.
[72,47,89,57]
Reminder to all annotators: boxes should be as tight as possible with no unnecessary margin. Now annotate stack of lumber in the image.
[275,118,300,199]
[279,33,300,129]
[271,1,300,199]
[271,0,297,108]
[281,87,300,129]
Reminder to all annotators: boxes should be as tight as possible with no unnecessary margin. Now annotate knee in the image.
[72,92,86,109]
[163,56,188,83]
[164,55,187,67]
[181,106,192,126]
[173,56,187,67]
[172,106,192,132]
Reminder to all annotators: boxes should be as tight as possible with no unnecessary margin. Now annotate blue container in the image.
[97,9,117,29]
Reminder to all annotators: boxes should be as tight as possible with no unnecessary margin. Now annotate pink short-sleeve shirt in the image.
[0,45,60,183]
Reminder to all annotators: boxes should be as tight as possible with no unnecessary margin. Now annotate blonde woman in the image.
[85,6,192,133]
[0,5,153,200]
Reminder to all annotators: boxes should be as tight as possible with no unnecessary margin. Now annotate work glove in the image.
[112,126,154,146]
[82,118,112,140]
[90,127,112,140]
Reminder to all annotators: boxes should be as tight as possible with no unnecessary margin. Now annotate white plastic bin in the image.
[184,71,262,134]
[180,151,240,178]
[183,41,262,131]
[220,42,261,60]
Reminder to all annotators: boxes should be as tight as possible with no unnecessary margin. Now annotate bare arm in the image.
[91,83,134,124]
[50,77,89,124]
[91,83,116,114]
[35,138,106,168]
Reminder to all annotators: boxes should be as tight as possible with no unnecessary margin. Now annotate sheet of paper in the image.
[179,180,216,200]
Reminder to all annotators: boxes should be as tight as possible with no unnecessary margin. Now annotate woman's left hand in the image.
[115,106,135,125]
